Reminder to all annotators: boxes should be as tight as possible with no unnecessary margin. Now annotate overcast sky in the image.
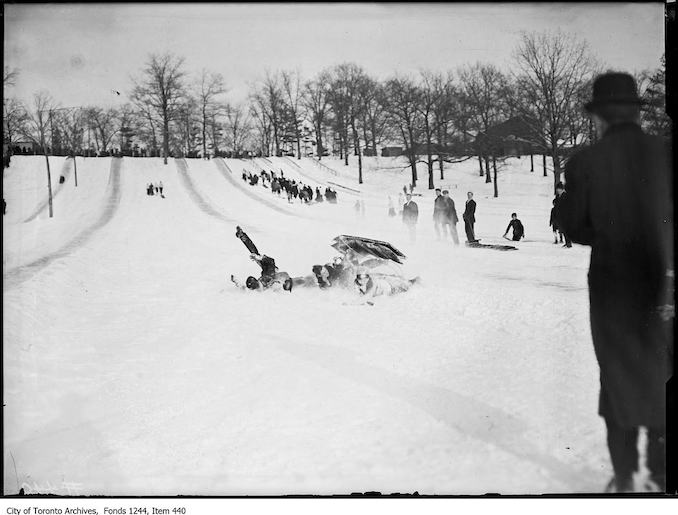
[4,2,665,109]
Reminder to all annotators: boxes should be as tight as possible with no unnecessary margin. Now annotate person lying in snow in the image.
[231,254,293,292]
[347,268,419,305]
[230,273,292,292]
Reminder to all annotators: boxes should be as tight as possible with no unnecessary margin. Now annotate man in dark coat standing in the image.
[462,191,477,242]
[433,188,447,240]
[442,190,460,245]
[402,193,419,243]
[561,72,673,493]
[553,183,572,247]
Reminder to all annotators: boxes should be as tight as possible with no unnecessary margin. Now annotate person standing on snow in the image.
[402,193,419,243]
[503,213,525,241]
[553,183,572,248]
[388,196,396,217]
[560,72,673,493]
[462,191,477,242]
[433,188,448,240]
[442,190,460,245]
[549,199,564,244]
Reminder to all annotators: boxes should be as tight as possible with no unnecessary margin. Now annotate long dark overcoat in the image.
[463,199,476,224]
[561,122,673,428]
[402,201,419,225]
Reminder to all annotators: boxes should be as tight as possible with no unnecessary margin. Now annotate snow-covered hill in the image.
[3,154,617,495]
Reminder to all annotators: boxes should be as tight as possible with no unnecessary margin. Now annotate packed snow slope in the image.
[4,154,623,495]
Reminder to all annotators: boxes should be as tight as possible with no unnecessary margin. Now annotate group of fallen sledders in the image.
[230,226,418,304]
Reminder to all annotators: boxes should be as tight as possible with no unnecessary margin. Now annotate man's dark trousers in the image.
[464,220,475,242]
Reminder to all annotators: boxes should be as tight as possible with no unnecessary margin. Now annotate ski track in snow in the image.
[275,336,602,491]
[3,158,123,291]
[22,159,73,223]
[174,158,235,223]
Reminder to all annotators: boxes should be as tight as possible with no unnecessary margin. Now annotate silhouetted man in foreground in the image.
[561,72,673,493]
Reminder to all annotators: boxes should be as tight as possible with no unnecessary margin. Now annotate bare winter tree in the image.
[174,95,200,157]
[513,30,598,191]
[131,99,161,156]
[327,66,352,166]
[419,70,455,189]
[638,56,671,139]
[358,76,389,158]
[21,92,56,217]
[224,103,252,156]
[85,107,118,154]
[3,97,27,155]
[384,75,423,188]
[196,69,226,159]
[328,63,368,183]
[302,71,332,160]
[281,70,304,159]
[249,99,273,157]
[116,103,136,155]
[58,108,86,186]
[459,62,511,184]
[250,71,287,156]
[4,66,19,87]
[131,53,187,164]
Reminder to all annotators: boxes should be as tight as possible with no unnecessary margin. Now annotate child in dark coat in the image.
[504,213,525,241]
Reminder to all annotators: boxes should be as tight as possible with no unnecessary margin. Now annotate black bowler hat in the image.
[585,72,642,113]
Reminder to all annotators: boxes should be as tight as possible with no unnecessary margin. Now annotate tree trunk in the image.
[530,153,534,172]
[44,151,53,217]
[343,128,349,166]
[163,111,169,165]
[492,155,498,198]
[371,119,378,156]
[543,153,547,177]
[352,124,363,184]
[552,150,562,193]
[73,155,78,187]
[437,127,445,180]
[296,128,302,160]
[362,124,370,156]
[478,153,484,176]
[202,106,207,159]
[273,121,280,156]
[410,157,417,189]
[316,123,323,160]
[426,139,434,189]
[485,156,491,183]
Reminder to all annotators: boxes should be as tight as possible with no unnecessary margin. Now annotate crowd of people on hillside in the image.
[241,167,338,204]
[146,181,164,198]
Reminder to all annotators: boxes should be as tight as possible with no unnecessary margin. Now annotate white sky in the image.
[3,2,665,109]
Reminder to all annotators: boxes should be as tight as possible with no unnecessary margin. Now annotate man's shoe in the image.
[604,475,634,493]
